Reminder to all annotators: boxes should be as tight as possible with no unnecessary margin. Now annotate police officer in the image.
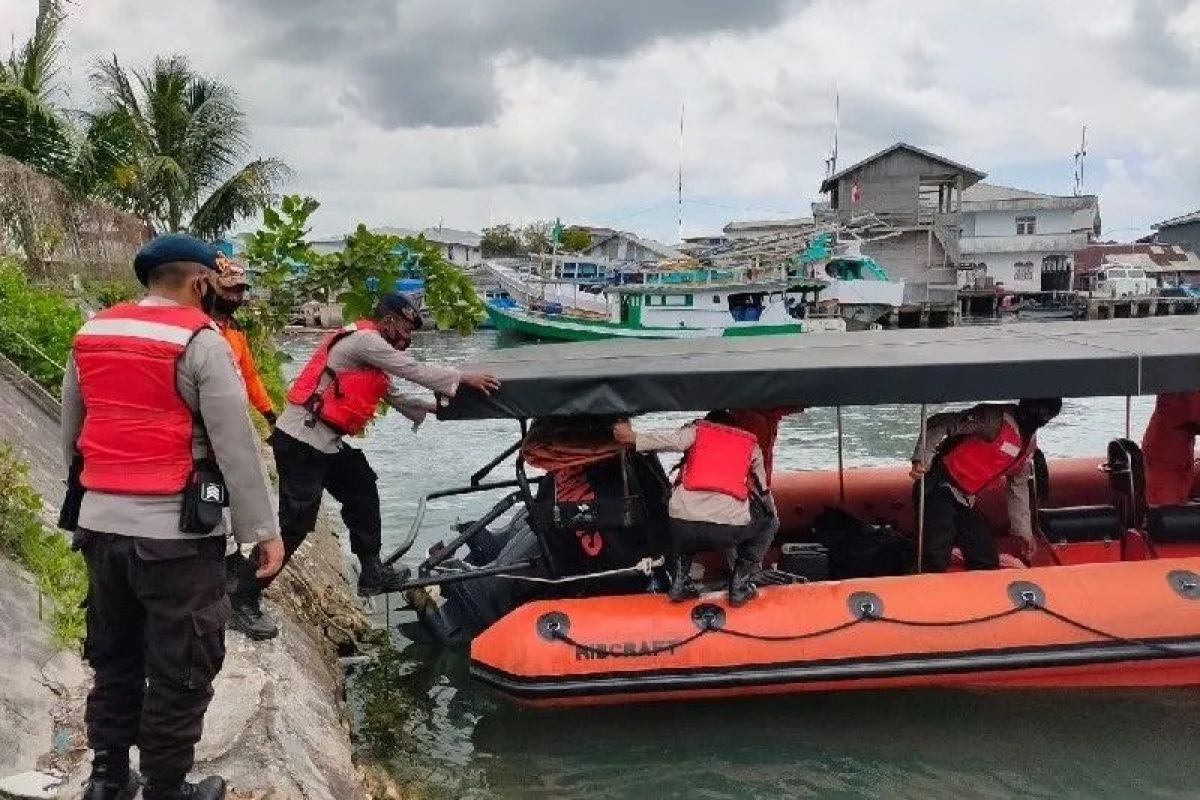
[61,234,285,800]
[910,398,1062,571]
[229,291,499,640]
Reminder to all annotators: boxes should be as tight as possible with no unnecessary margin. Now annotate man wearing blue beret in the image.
[61,233,286,800]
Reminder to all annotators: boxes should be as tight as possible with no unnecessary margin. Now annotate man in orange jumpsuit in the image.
[212,254,276,425]
[1142,392,1200,506]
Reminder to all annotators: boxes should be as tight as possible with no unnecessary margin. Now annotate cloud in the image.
[217,0,794,128]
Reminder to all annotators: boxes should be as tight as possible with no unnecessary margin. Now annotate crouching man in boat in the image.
[1141,392,1200,506]
[613,411,777,606]
[228,291,500,640]
[910,398,1062,572]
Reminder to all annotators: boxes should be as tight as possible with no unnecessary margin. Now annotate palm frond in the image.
[188,158,290,240]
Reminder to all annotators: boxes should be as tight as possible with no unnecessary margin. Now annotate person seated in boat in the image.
[1141,392,1200,506]
[910,398,1062,572]
[613,411,777,606]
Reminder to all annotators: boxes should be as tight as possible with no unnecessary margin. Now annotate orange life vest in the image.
[73,302,214,494]
[286,320,390,435]
[680,421,758,501]
[942,413,1031,495]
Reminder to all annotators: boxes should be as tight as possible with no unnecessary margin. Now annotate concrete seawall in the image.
[0,352,371,799]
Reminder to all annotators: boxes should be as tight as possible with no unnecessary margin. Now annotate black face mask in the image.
[212,294,243,317]
[199,282,218,316]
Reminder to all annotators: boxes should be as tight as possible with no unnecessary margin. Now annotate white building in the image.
[371,226,483,267]
[958,184,1100,292]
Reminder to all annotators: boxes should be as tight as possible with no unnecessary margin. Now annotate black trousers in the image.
[917,481,1000,572]
[669,507,779,566]
[235,429,381,599]
[77,530,228,786]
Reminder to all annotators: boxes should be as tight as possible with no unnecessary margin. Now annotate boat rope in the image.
[1029,604,1195,658]
[544,595,1199,656]
[473,556,666,585]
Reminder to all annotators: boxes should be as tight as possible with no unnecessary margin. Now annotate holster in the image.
[57,455,85,532]
[179,458,229,535]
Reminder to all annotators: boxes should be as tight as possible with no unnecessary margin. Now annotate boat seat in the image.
[1038,506,1123,543]
[1146,504,1200,544]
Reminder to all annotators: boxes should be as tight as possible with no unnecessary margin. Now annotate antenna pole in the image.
[677,101,684,244]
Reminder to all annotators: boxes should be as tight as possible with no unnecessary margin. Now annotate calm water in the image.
[280,330,1199,800]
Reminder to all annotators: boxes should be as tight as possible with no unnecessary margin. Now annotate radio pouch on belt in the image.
[57,455,85,532]
[180,458,228,535]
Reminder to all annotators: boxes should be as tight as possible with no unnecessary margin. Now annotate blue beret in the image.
[133,233,219,286]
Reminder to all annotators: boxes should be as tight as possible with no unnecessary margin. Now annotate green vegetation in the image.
[0,1,287,244]
[0,257,81,395]
[0,447,87,649]
[482,220,591,256]
[560,225,593,252]
[247,194,486,336]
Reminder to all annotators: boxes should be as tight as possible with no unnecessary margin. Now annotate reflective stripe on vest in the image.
[73,303,213,495]
[942,414,1029,495]
[285,320,390,436]
[680,421,758,501]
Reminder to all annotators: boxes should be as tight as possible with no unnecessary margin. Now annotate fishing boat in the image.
[484,267,841,341]
[386,317,1200,707]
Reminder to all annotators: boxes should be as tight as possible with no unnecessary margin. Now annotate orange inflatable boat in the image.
[470,458,1200,707]
[410,317,1200,706]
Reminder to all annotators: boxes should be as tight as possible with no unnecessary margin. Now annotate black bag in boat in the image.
[530,451,670,584]
[808,506,912,579]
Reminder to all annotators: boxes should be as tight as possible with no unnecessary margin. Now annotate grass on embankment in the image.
[0,258,83,397]
[0,446,86,649]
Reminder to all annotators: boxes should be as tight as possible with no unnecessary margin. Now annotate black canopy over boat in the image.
[442,316,1200,419]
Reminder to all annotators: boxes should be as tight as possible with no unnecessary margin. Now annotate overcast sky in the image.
[5,0,1198,240]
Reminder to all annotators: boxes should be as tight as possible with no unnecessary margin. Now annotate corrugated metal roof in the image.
[961,183,1051,202]
[820,142,986,193]
[1153,209,1200,229]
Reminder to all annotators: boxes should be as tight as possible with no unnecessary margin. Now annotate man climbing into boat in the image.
[613,411,777,606]
[228,291,501,640]
[1141,392,1200,506]
[910,398,1062,572]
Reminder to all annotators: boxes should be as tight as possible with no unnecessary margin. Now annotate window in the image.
[1013,261,1034,281]
[1016,215,1036,235]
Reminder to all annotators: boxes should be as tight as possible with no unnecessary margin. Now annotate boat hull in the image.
[470,558,1200,707]
[485,303,804,341]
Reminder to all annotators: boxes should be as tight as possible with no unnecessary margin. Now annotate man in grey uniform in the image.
[61,234,285,800]
[229,291,499,640]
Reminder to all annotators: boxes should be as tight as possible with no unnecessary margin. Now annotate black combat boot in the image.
[357,557,411,596]
[143,775,227,800]
[229,592,279,641]
[667,555,701,602]
[728,559,760,607]
[82,750,139,800]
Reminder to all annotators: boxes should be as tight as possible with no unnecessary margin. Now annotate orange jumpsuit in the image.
[1141,392,1200,506]
[218,321,274,417]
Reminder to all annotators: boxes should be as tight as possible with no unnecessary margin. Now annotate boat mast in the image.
[1073,124,1087,197]
[677,100,685,246]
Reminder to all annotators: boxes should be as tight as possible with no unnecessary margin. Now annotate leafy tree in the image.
[560,226,593,252]
[480,224,521,257]
[520,221,552,255]
[89,54,289,238]
[242,194,324,337]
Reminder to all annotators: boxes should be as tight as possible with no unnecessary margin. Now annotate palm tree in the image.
[0,1,73,177]
[89,54,289,238]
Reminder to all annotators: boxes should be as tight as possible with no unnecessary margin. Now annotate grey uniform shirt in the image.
[635,424,772,527]
[276,328,462,454]
[60,296,278,544]
[911,403,1033,538]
